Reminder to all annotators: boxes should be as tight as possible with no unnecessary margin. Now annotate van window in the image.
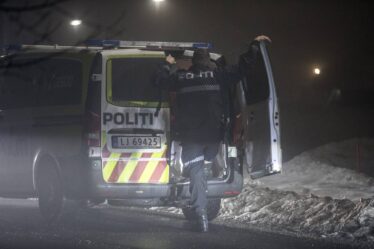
[107,57,166,106]
[0,55,83,109]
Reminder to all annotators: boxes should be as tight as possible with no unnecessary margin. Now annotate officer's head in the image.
[192,48,216,69]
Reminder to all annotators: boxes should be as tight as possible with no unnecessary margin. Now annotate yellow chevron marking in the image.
[117,151,143,182]
[129,151,142,159]
[138,147,167,183]
[103,146,169,183]
[102,152,121,182]
[138,160,159,183]
[159,165,169,183]
[152,146,167,158]
[117,160,137,182]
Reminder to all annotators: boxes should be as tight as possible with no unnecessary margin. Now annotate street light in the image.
[70,19,82,26]
[152,0,165,11]
[314,67,321,75]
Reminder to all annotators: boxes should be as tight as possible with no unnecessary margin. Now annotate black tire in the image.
[182,198,221,221]
[37,166,64,224]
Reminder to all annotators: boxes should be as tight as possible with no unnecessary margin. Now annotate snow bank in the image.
[151,139,374,243]
[221,180,374,242]
[256,138,374,200]
[221,138,374,243]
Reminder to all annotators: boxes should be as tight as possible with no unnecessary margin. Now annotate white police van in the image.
[0,40,281,222]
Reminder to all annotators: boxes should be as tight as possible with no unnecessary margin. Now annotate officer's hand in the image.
[254,35,271,43]
[166,54,176,64]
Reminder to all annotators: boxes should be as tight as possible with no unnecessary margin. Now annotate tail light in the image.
[86,111,101,147]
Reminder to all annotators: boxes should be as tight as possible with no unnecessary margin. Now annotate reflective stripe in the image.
[184,155,204,167]
[178,85,220,94]
[117,151,145,182]
[159,165,169,183]
[102,145,169,184]
[138,150,165,182]
[103,152,121,181]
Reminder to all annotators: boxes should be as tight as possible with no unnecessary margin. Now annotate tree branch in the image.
[0,0,70,13]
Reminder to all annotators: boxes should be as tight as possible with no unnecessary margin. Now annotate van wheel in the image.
[37,166,64,223]
[182,198,221,221]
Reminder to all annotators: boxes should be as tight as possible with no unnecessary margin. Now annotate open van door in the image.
[238,41,282,179]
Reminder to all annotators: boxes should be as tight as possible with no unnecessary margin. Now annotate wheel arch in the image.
[32,150,62,191]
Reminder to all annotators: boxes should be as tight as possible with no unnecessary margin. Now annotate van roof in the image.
[84,39,212,50]
[1,41,222,60]
[2,40,212,54]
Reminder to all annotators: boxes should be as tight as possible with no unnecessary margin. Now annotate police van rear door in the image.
[238,41,282,179]
[101,50,170,185]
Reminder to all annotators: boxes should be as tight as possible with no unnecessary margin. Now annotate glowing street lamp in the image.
[152,0,165,10]
[70,19,82,26]
[314,67,321,75]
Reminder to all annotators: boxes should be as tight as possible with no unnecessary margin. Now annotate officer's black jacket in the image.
[156,43,259,143]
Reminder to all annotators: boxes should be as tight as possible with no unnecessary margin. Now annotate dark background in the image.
[1,0,374,164]
[2,0,374,105]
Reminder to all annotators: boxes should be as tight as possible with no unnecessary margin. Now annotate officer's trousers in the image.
[181,142,219,216]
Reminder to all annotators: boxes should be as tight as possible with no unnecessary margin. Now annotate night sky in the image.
[1,0,374,105]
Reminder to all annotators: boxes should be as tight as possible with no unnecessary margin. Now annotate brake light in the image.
[87,111,101,147]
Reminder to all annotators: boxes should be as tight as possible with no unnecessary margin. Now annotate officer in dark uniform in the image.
[157,35,271,232]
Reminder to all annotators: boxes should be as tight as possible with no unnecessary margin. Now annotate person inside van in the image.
[156,35,271,232]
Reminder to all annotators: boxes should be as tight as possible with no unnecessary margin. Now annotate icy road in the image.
[0,198,357,249]
[0,139,373,249]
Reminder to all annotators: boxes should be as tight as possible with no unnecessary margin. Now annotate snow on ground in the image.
[220,138,374,243]
[220,179,374,242]
[255,138,374,200]
[151,138,374,243]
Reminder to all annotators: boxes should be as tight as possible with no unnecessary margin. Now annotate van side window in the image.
[37,58,82,106]
[0,56,83,109]
[0,57,37,109]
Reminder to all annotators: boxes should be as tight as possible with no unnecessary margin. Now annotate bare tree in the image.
[0,0,128,73]
[0,0,127,46]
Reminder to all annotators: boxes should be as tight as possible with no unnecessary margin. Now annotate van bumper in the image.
[87,159,243,200]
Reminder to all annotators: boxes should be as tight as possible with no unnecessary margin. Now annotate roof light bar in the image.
[85,39,120,48]
[85,39,212,50]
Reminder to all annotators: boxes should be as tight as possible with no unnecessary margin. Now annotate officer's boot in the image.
[197,213,209,233]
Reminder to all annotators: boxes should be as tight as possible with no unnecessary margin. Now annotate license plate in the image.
[112,136,161,149]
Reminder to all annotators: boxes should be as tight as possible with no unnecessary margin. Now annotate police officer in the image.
[157,35,271,232]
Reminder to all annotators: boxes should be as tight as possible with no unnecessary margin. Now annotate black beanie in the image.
[192,48,215,69]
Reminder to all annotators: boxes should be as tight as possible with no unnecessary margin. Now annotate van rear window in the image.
[0,55,82,109]
[108,57,166,106]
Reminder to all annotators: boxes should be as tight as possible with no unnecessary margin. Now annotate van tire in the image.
[182,198,221,221]
[37,165,64,224]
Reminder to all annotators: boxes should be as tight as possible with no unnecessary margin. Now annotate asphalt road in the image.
[0,198,360,249]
